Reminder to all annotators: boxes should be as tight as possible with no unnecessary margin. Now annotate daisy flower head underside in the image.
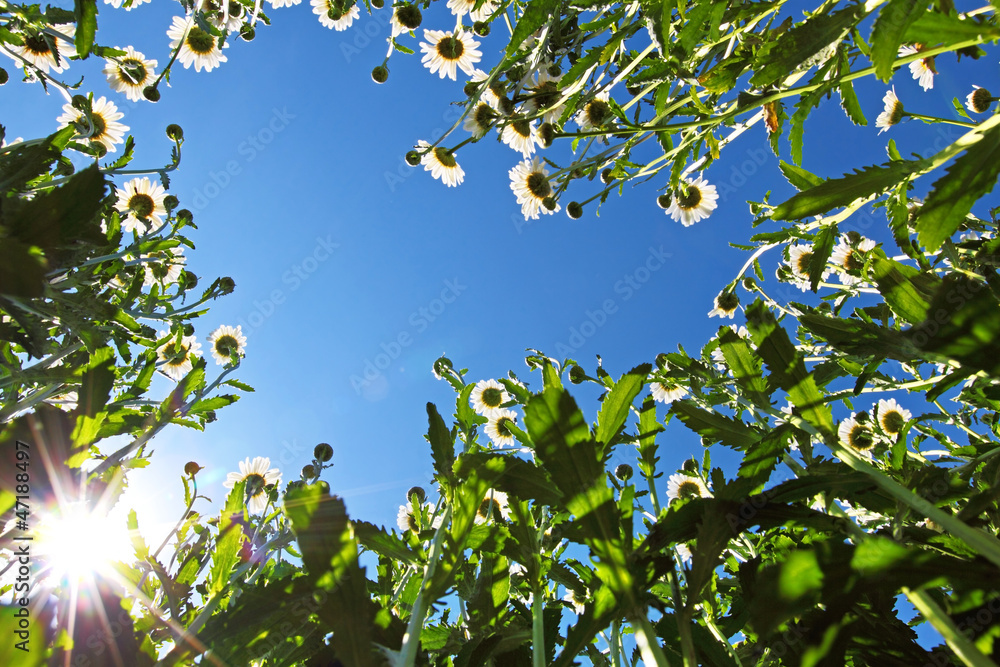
[470,379,510,417]
[838,413,875,459]
[205,0,247,32]
[899,44,935,91]
[666,176,718,226]
[417,140,464,187]
[167,16,228,73]
[966,85,993,114]
[501,119,540,158]
[144,249,186,287]
[509,157,559,220]
[830,234,876,285]
[877,398,912,435]
[875,87,904,134]
[666,473,710,503]
[448,0,497,22]
[156,332,201,381]
[56,96,129,154]
[10,24,76,74]
[485,408,518,447]
[650,380,688,404]
[475,489,511,524]
[224,456,281,513]
[115,177,167,233]
[312,0,360,31]
[420,29,481,81]
[575,91,613,132]
[464,102,497,138]
[786,243,830,291]
[208,324,247,365]
[104,47,158,102]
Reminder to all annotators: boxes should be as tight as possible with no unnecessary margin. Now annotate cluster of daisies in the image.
[155,324,247,380]
[784,232,879,292]
[837,398,913,460]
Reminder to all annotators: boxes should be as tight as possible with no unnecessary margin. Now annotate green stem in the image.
[610,618,621,667]
[703,607,744,667]
[904,112,977,129]
[532,592,545,667]
[398,505,452,667]
[904,587,999,667]
[632,613,672,667]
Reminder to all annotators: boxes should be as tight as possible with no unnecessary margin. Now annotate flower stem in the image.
[398,505,451,667]
[532,592,546,667]
[904,587,997,667]
[632,613,672,667]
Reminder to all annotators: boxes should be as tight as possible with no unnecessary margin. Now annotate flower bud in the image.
[396,5,422,30]
[542,196,557,211]
[568,364,586,384]
[371,65,389,84]
[473,21,490,37]
[143,86,160,102]
[371,0,383,6]
[240,25,256,41]
[216,276,236,295]
[179,270,198,291]
[407,486,426,503]
[615,463,633,481]
[177,209,194,223]
[539,122,555,147]
[567,201,583,219]
[166,124,184,141]
[405,150,421,166]
[655,353,668,369]
[682,459,699,473]
[656,194,671,209]
[601,168,614,184]
[742,276,757,291]
[314,442,334,462]
[432,356,453,379]
[71,95,89,111]
[164,195,179,210]
[464,81,479,97]
[184,461,202,476]
[301,464,316,479]
[0,67,8,85]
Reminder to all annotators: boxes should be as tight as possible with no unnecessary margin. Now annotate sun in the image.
[35,503,135,583]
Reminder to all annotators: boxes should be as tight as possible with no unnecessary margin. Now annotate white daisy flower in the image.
[115,177,168,233]
[104,0,151,8]
[268,0,302,7]
[575,90,613,131]
[56,96,129,154]
[464,102,497,138]
[417,140,464,187]
[156,332,201,381]
[509,157,559,220]
[708,291,740,319]
[875,87,904,134]
[207,325,247,365]
[419,29,481,81]
[224,456,281,514]
[562,588,587,615]
[786,243,830,291]
[829,234,876,286]
[475,489,511,524]
[837,413,875,459]
[501,119,540,157]
[9,24,76,74]
[675,543,693,564]
[650,381,687,404]
[143,249,186,287]
[966,85,993,114]
[898,45,935,91]
[103,47,158,102]
[526,68,563,124]
[876,398,911,435]
[312,1,360,31]
[396,501,443,532]
[469,69,501,109]
[447,0,497,21]
[666,176,718,227]
[666,473,710,503]
[470,379,510,417]
[167,16,228,73]
[485,408,518,447]
[205,0,246,32]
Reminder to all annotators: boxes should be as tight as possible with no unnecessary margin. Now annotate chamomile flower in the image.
[666,177,718,227]
[469,69,502,108]
[397,502,419,532]
[224,457,281,514]
[268,0,302,8]
[526,68,563,124]
[575,90,613,131]
[485,408,518,447]
[420,29,481,81]
[464,102,497,138]
[104,0,150,8]
[207,325,247,365]
[143,249,186,287]
[966,85,993,114]
[838,413,875,459]
[9,24,76,74]
[666,473,710,503]
[875,87,904,134]
[167,16,228,73]
[650,381,688,404]
[898,45,935,91]
[205,0,246,32]
[877,398,911,435]
[115,177,168,233]
[676,543,693,564]
[509,157,559,220]
[708,291,740,318]
[562,588,587,615]
[829,234,876,286]
[312,1,360,31]
[470,379,510,417]
[475,489,511,523]
[56,96,129,154]
[786,243,830,291]
[447,0,497,21]
[501,119,540,157]
[156,332,201,381]
[104,47,158,102]
[391,4,422,37]
[416,140,464,187]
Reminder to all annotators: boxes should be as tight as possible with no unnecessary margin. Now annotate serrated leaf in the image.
[751,7,861,88]
[595,363,650,454]
[78,346,115,418]
[870,0,929,81]
[672,403,760,450]
[507,0,558,57]
[127,508,149,561]
[719,328,769,406]
[425,402,455,482]
[871,255,938,323]
[809,223,838,292]
[208,481,245,598]
[838,80,867,125]
[915,121,1000,252]
[903,9,1000,44]
[779,160,825,191]
[74,0,98,57]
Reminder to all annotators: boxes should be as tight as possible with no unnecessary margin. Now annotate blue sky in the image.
[3,0,997,647]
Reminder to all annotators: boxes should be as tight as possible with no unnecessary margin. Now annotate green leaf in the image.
[737,425,793,490]
[425,402,455,483]
[903,9,1000,44]
[719,327,770,406]
[772,159,926,220]
[838,80,867,126]
[870,0,929,81]
[779,160,825,191]
[354,520,419,564]
[594,363,650,454]
[0,126,74,193]
[746,300,834,435]
[871,255,938,323]
[751,7,862,88]
[915,121,1000,252]
[127,509,150,561]
[671,402,760,450]
[0,239,46,298]
[525,387,599,499]
[453,452,562,506]
[74,0,98,57]
[78,347,115,418]
[507,0,558,57]
[208,481,246,599]
[809,223,838,292]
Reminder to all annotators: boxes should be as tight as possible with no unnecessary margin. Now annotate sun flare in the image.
[36,504,134,583]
